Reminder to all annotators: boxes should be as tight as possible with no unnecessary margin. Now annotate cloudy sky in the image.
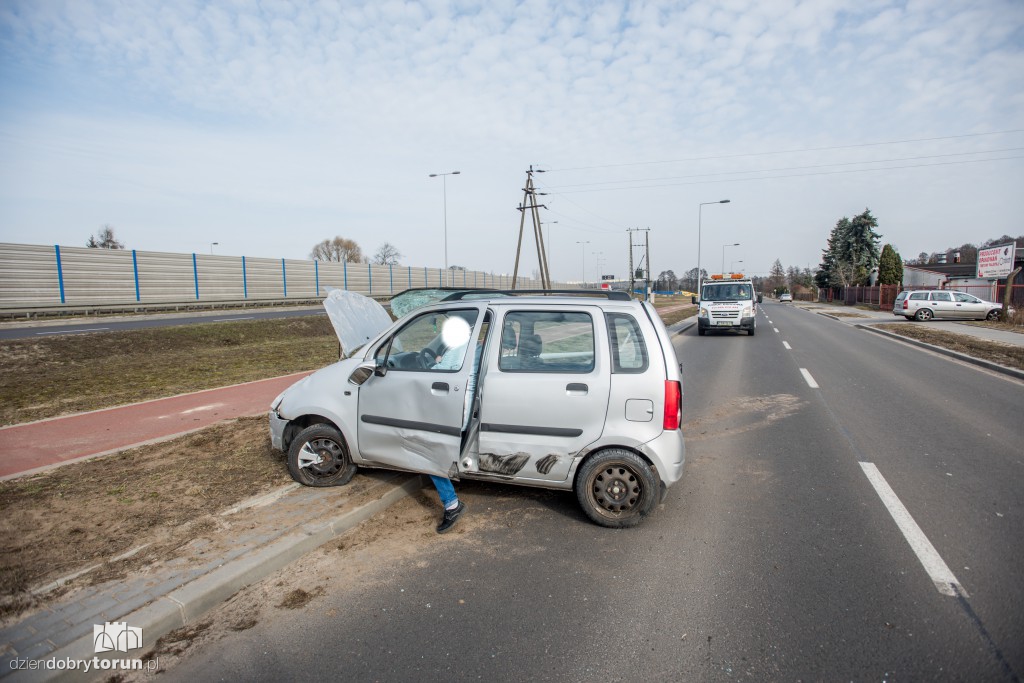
[1,0,1022,282]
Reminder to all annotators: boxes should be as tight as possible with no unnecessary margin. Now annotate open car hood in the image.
[322,288,394,357]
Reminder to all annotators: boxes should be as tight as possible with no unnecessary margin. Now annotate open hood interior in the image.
[322,287,393,357]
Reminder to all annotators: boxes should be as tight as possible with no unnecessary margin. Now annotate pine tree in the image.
[877,244,903,285]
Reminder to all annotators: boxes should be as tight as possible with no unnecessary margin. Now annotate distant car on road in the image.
[893,289,1006,321]
[779,293,793,303]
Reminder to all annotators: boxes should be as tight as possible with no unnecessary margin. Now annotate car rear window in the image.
[606,313,648,373]
[909,292,929,300]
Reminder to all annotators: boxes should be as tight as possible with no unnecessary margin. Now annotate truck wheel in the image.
[287,424,357,487]
[697,327,706,336]
[748,327,755,336]
[575,450,659,528]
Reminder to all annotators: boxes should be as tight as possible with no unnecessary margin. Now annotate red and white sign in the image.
[977,244,1016,278]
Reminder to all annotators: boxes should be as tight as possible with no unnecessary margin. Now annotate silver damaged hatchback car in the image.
[269,288,686,528]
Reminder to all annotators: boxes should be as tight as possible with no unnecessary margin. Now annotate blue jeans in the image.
[429,476,458,509]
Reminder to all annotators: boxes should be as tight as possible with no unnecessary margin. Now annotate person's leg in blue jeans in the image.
[429,475,465,533]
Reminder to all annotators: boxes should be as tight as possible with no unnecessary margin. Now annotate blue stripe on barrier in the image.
[55,245,65,304]
[282,258,287,297]
[192,253,199,299]
[132,250,140,301]
[242,256,248,298]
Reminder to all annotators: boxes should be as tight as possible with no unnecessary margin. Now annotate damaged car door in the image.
[469,307,611,482]
[355,306,484,479]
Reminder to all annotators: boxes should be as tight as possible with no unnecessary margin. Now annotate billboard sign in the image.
[977,244,1016,279]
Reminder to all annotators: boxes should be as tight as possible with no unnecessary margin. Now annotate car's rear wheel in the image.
[575,449,659,528]
[986,309,1001,321]
[287,424,357,487]
[914,308,933,321]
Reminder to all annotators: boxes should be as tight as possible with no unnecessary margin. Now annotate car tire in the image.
[575,449,659,528]
[748,327,755,336]
[287,424,357,487]
[697,327,706,336]
[914,308,933,321]
[986,309,1001,321]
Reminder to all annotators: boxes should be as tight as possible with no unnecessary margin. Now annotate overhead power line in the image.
[543,129,1024,173]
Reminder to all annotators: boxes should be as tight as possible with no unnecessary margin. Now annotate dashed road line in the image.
[799,368,819,388]
[783,341,792,350]
[859,462,966,597]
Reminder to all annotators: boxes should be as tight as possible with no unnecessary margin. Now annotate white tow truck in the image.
[693,273,761,336]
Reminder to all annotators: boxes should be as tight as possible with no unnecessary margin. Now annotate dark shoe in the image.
[436,501,466,534]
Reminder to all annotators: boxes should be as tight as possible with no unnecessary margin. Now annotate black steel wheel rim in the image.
[590,464,642,515]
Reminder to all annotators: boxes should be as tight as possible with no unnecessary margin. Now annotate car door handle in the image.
[431,382,450,394]
[566,383,588,395]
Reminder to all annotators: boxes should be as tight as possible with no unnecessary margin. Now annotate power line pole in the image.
[627,228,650,300]
[511,166,550,290]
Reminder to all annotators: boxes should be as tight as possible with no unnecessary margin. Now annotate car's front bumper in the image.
[698,316,755,331]
[269,410,288,452]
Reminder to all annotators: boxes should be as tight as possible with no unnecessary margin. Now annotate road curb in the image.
[9,474,424,683]
[855,324,1024,381]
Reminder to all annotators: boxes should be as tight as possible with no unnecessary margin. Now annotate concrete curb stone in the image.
[4,475,424,683]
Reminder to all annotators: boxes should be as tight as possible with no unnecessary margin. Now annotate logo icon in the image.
[93,622,143,653]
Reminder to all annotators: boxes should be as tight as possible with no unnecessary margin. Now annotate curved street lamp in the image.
[697,200,730,291]
[722,243,739,274]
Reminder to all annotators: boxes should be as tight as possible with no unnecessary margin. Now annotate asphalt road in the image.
[161,303,1023,681]
[0,307,324,339]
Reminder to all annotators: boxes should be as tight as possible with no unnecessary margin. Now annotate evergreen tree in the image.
[877,244,903,285]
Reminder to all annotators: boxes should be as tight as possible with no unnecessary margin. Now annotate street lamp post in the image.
[576,241,590,287]
[592,251,604,283]
[542,221,558,280]
[722,243,740,274]
[210,242,218,255]
[428,170,461,286]
[697,199,730,292]
[731,260,744,272]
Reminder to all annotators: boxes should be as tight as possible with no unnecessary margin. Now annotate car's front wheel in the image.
[914,308,933,321]
[986,309,1001,321]
[287,424,357,487]
[575,449,659,528]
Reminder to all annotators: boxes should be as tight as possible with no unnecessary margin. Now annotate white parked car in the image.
[269,288,686,528]
[892,290,1007,321]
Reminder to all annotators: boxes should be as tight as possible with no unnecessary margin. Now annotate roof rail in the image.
[438,288,632,301]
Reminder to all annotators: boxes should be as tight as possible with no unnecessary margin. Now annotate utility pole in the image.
[627,228,650,300]
[511,166,550,289]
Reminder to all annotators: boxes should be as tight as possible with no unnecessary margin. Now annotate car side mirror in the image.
[348,364,376,386]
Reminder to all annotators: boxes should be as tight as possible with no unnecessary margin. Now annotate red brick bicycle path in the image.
[0,371,313,480]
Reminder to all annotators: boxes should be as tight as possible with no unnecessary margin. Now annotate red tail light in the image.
[663,380,682,430]
[902,299,908,310]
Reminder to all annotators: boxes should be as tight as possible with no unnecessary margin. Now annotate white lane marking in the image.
[799,368,819,388]
[159,403,226,419]
[859,462,965,597]
[36,327,110,335]
[773,327,780,333]
[214,316,254,322]
[783,341,792,350]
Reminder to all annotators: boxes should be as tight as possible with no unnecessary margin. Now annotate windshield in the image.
[701,282,753,301]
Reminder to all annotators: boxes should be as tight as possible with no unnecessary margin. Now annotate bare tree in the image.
[372,242,402,266]
[86,225,125,249]
[310,237,364,262]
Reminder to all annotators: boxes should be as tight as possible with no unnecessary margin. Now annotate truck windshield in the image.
[701,283,753,301]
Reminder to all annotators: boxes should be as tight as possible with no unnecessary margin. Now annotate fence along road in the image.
[0,242,548,315]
